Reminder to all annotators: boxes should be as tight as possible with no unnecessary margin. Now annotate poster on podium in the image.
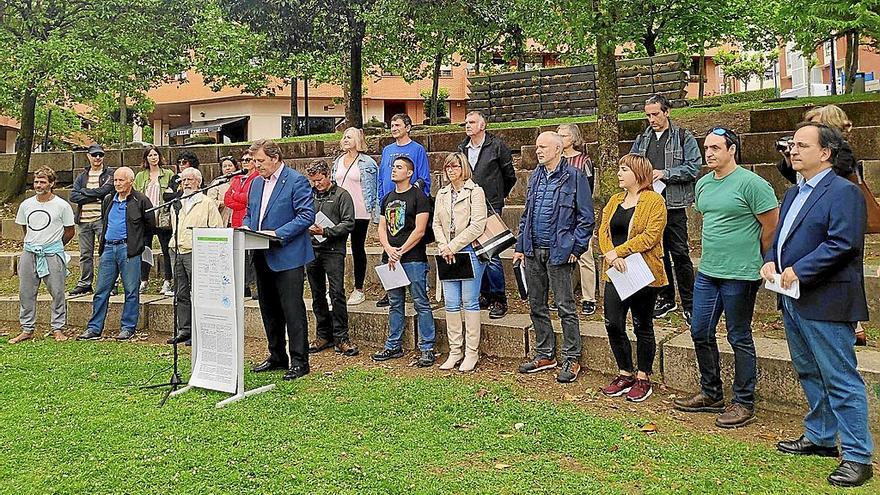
[189,228,238,394]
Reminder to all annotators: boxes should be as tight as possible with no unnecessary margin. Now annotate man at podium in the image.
[243,139,316,380]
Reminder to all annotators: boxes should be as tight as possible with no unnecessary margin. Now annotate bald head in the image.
[535,131,563,169]
[114,167,135,197]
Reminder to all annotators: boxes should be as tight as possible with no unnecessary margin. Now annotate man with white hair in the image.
[167,167,223,345]
[513,132,594,383]
[78,167,155,341]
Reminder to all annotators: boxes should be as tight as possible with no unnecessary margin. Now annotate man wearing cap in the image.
[69,144,115,296]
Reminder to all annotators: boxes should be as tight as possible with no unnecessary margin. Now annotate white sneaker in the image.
[139,281,149,294]
[347,289,365,305]
[161,280,174,297]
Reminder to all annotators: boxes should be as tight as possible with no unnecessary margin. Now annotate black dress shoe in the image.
[776,435,840,458]
[166,334,192,345]
[252,359,287,373]
[828,460,873,487]
[376,293,390,307]
[283,365,310,380]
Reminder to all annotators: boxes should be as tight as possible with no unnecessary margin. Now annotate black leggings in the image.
[141,229,173,281]
[350,219,370,290]
[604,283,658,374]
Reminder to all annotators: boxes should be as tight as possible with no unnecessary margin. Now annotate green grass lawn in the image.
[1,339,874,494]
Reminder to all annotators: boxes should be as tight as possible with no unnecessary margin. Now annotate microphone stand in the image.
[140,174,239,407]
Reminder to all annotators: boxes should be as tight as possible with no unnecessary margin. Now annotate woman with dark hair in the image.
[209,155,239,226]
[225,150,260,297]
[134,146,174,295]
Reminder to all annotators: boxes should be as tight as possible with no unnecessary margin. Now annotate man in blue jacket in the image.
[761,123,873,488]
[513,131,594,383]
[243,139,316,381]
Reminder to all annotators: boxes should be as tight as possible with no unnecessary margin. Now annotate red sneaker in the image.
[626,378,653,402]
[601,374,636,397]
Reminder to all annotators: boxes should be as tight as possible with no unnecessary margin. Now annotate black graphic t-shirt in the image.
[381,186,431,263]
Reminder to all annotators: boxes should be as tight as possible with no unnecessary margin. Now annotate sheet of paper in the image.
[375,263,411,291]
[605,252,656,301]
[652,180,666,194]
[764,274,800,299]
[313,211,335,243]
[141,246,154,267]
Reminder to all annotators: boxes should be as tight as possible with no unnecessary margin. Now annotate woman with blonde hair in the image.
[598,154,668,402]
[558,123,598,315]
[433,152,488,371]
[332,127,379,305]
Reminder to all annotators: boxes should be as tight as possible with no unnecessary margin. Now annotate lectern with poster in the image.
[170,227,278,408]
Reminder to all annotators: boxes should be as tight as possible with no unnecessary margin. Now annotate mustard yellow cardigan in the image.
[598,190,668,287]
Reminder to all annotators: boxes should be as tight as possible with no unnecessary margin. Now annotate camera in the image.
[776,136,793,154]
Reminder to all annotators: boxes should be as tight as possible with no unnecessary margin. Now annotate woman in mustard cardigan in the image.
[598,154,668,403]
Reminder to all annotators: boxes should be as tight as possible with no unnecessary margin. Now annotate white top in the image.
[465,136,485,169]
[335,155,369,220]
[16,195,75,246]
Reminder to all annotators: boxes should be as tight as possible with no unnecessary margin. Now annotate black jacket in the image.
[776,139,861,184]
[69,166,115,223]
[98,190,155,259]
[457,132,516,211]
[311,184,355,253]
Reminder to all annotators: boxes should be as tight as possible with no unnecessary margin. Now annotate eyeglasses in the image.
[90,152,105,158]
[444,164,462,169]
[241,158,252,163]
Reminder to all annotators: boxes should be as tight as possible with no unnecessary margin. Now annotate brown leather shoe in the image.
[715,403,756,428]
[334,340,360,357]
[855,328,867,346]
[308,337,333,354]
[673,391,725,413]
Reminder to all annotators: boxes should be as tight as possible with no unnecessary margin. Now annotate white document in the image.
[652,180,666,194]
[313,211,335,243]
[141,246,154,267]
[375,263,411,290]
[764,274,800,299]
[605,252,656,300]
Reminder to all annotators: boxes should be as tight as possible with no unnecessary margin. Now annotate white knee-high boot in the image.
[439,311,464,369]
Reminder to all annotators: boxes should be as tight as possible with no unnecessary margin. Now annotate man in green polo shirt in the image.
[673,127,779,429]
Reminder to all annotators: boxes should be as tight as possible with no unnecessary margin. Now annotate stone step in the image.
[749,100,880,133]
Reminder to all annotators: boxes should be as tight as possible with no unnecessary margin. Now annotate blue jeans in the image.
[481,254,505,298]
[782,297,874,464]
[442,249,487,312]
[386,261,435,352]
[87,243,141,334]
[690,272,760,408]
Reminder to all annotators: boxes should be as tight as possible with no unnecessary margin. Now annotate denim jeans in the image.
[481,254,506,298]
[442,249,487,312]
[76,220,103,288]
[526,248,581,361]
[690,272,760,408]
[87,243,141,334]
[782,297,874,464]
[386,261,435,352]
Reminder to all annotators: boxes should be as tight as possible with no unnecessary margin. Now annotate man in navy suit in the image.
[243,139,316,380]
[761,122,873,487]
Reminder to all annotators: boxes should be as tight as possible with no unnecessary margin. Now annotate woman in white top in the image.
[208,155,238,227]
[332,127,379,305]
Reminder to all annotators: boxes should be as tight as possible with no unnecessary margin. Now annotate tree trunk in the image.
[289,77,299,137]
[595,32,620,208]
[118,92,127,146]
[304,77,310,135]
[348,21,365,128]
[844,31,860,94]
[643,29,657,57]
[430,51,442,125]
[698,50,706,100]
[2,89,36,202]
[474,45,481,74]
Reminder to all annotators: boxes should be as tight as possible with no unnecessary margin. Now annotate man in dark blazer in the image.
[243,139,316,381]
[761,122,873,488]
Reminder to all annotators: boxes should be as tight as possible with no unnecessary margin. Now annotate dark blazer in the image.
[764,170,868,322]
[457,132,516,211]
[243,165,316,272]
[98,190,155,259]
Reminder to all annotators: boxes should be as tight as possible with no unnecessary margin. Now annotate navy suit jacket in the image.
[764,170,868,322]
[243,165,316,272]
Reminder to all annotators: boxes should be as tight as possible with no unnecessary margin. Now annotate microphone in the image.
[211,168,248,184]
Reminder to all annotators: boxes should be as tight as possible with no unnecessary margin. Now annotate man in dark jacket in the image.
[304,160,358,357]
[68,143,115,295]
[77,167,155,341]
[458,110,516,318]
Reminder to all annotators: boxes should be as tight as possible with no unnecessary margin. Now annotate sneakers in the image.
[416,350,436,368]
[517,356,558,373]
[347,289,366,306]
[68,285,92,296]
[715,403,756,428]
[371,347,404,361]
[334,340,360,356]
[110,285,119,297]
[653,299,677,318]
[602,374,637,397]
[548,301,558,311]
[161,280,174,297]
[489,300,507,319]
[556,359,581,383]
[139,281,149,294]
[626,378,653,402]
[115,329,136,340]
[479,294,492,309]
[76,330,102,341]
[582,301,596,315]
[683,310,692,328]
[376,293,390,307]
[308,337,334,354]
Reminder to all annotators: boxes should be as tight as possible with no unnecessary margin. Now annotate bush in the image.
[688,88,775,107]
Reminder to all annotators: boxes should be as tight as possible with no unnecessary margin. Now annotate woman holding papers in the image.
[432,153,488,371]
[598,154,668,402]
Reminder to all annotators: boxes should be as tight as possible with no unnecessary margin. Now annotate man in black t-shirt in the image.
[371,157,436,367]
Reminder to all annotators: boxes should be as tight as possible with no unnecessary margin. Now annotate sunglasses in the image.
[710,127,739,143]
[241,158,252,163]
[90,152,105,158]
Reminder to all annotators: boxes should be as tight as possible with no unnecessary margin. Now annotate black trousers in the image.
[253,251,308,368]
[350,219,369,290]
[604,282,658,374]
[306,251,349,343]
[142,229,172,281]
[657,208,694,312]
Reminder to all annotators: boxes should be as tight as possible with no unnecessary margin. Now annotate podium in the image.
[171,228,277,408]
